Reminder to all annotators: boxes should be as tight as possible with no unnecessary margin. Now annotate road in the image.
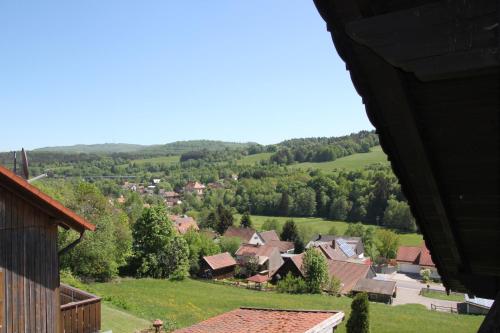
[375,273,457,310]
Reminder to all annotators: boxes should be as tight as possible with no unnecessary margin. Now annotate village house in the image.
[235,244,283,276]
[172,307,344,333]
[258,230,294,254]
[170,215,199,234]
[0,165,101,333]
[184,181,206,196]
[223,226,263,245]
[308,234,365,259]
[164,191,182,206]
[200,252,237,279]
[273,251,376,295]
[396,244,440,279]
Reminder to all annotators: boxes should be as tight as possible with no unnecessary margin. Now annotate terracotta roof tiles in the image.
[172,307,344,333]
[203,252,237,270]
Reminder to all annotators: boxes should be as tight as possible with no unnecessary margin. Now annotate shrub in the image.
[420,268,431,283]
[346,292,370,333]
[276,273,308,294]
[325,276,342,296]
[302,248,328,294]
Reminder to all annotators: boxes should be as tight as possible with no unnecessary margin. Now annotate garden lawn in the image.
[421,290,465,302]
[101,303,151,333]
[244,214,424,247]
[87,278,483,333]
[289,145,389,172]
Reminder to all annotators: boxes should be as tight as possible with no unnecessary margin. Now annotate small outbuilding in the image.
[351,278,397,304]
[201,252,237,279]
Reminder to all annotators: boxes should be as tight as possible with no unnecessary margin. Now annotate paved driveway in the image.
[375,273,457,310]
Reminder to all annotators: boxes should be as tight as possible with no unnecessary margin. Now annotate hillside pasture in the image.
[289,145,389,172]
[237,152,273,165]
[87,278,483,333]
[240,214,423,247]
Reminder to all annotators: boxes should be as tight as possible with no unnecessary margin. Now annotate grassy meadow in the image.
[290,145,389,172]
[86,278,483,333]
[237,152,273,165]
[240,214,424,247]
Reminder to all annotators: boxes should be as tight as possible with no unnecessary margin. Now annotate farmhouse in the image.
[223,226,263,245]
[235,244,283,275]
[258,230,294,253]
[200,252,237,279]
[172,307,344,333]
[0,165,100,333]
[396,244,439,279]
[351,278,397,304]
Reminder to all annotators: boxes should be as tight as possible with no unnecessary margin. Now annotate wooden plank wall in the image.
[0,185,60,333]
[60,301,101,333]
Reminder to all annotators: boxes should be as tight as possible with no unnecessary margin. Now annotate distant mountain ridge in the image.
[34,143,149,154]
[32,140,256,155]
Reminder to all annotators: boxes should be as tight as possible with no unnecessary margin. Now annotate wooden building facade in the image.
[0,165,96,333]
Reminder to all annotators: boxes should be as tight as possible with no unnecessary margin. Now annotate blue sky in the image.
[0,1,372,151]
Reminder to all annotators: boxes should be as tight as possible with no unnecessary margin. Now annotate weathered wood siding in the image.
[0,185,60,333]
[60,285,101,333]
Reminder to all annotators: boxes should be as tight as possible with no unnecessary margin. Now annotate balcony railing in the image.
[60,284,101,333]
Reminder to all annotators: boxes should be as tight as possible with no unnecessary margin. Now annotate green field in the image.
[125,155,180,166]
[237,152,273,165]
[86,278,482,333]
[244,214,424,247]
[101,303,151,333]
[290,145,389,172]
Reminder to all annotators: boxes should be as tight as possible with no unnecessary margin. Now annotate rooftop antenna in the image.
[13,151,17,174]
[21,148,29,180]
[13,148,47,183]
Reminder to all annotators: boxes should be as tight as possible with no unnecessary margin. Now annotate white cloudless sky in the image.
[0,0,373,151]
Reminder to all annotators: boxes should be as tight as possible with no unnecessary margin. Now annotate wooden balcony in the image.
[60,284,101,333]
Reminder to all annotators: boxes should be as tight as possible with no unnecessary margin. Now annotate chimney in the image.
[331,240,336,249]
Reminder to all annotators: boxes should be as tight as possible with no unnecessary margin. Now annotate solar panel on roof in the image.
[338,239,356,257]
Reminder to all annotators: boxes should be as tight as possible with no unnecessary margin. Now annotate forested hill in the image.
[33,140,254,155]
[0,131,379,174]
[35,143,148,154]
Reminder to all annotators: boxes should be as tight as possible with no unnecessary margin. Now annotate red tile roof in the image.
[266,240,294,253]
[170,215,199,234]
[327,260,372,294]
[0,165,95,232]
[172,307,344,333]
[203,252,237,270]
[259,230,280,243]
[223,226,257,242]
[246,274,271,283]
[396,244,435,267]
[235,244,277,258]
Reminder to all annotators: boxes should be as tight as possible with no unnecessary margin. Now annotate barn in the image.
[0,165,99,333]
